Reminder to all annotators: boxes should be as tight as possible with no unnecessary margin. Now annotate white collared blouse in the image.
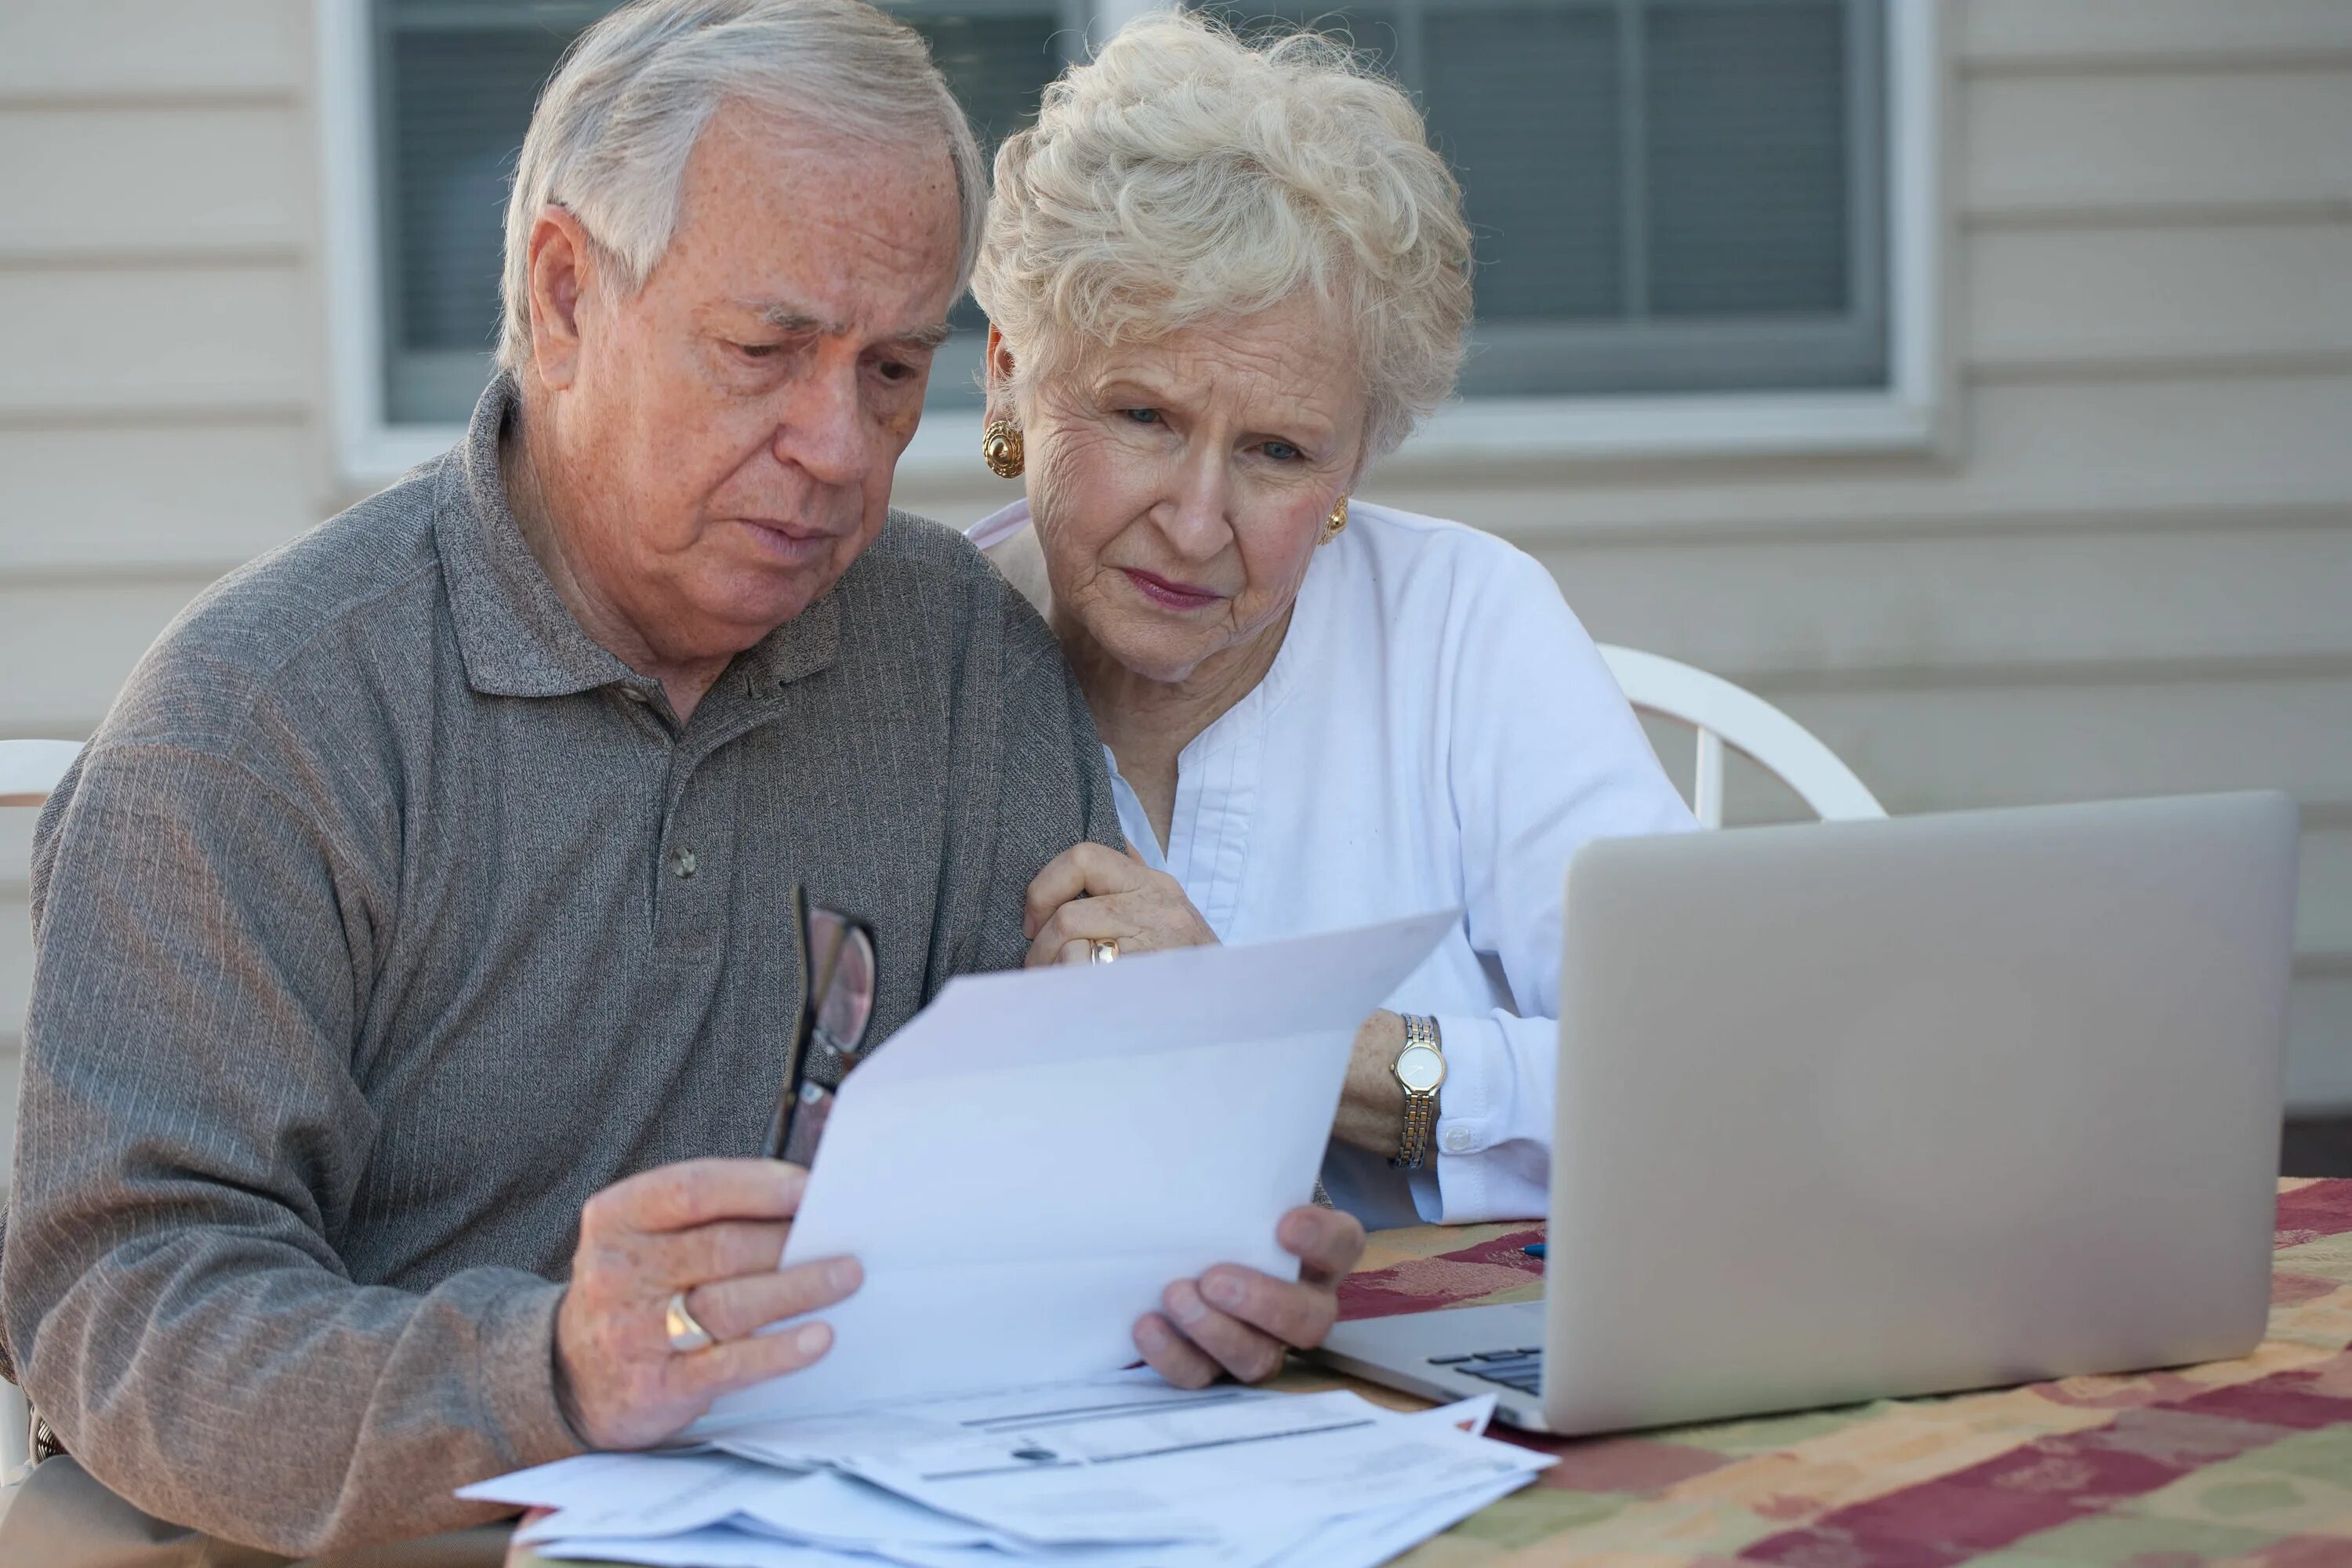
[969,497,1695,1227]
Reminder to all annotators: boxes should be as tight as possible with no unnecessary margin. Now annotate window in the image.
[366,0,1086,426]
[324,0,1933,472]
[1202,0,1888,399]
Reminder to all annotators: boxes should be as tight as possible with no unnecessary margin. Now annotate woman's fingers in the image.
[1023,844,1150,938]
[1027,884,1221,968]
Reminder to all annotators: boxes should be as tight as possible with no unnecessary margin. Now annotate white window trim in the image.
[317,0,1947,491]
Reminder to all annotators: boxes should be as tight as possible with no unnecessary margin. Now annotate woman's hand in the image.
[1023,842,1219,967]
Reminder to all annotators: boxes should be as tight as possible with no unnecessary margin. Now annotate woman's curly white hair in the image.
[972,10,1475,461]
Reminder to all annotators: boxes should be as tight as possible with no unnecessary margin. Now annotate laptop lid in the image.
[1540,792,2298,1436]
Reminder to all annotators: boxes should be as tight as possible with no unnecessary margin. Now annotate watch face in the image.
[1396,1042,1446,1094]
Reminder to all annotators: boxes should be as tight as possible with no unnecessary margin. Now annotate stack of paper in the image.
[463,1370,1552,1568]
[468,915,1529,1564]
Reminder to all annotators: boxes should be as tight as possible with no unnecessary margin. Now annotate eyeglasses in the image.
[767,888,878,1168]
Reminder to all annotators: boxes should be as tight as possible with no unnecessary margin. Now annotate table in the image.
[521,1178,2352,1567]
[1290,1178,2352,1566]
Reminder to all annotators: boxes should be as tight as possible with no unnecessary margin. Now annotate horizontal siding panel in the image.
[0,421,323,572]
[1964,73,2352,218]
[0,0,305,100]
[0,576,226,732]
[1759,674,2352,818]
[2288,976,2352,1111]
[0,263,310,416]
[0,105,307,258]
[1966,225,2352,373]
[1962,0,2352,68]
[1532,521,2352,680]
[2300,825,2352,960]
[1371,377,2352,538]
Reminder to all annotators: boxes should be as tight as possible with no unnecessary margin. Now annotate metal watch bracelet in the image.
[1389,1014,1445,1171]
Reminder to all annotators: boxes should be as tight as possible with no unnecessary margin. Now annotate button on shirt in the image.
[971,499,1695,1229]
[2,377,1119,1556]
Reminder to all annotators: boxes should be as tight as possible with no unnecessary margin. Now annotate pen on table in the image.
[1523,1243,1546,1259]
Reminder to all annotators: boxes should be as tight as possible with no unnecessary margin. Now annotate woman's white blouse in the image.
[967,498,1695,1228]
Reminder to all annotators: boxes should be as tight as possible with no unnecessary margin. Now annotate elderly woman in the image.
[971,13,1694,1237]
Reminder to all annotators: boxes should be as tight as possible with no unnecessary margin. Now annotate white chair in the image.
[1,739,77,1485]
[1596,645,1884,828]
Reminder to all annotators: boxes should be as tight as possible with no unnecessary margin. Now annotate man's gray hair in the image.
[497,0,985,375]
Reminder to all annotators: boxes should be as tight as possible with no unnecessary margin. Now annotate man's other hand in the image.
[1134,1205,1366,1386]
[554,1158,862,1449]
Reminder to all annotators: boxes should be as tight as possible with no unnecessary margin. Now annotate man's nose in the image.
[771,361,872,488]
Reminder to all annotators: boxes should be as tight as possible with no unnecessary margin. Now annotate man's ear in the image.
[524,205,597,392]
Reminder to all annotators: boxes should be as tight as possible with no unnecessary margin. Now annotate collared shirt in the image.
[971,498,1695,1229]
[2,379,1118,1556]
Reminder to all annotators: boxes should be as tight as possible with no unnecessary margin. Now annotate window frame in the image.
[316,0,1946,489]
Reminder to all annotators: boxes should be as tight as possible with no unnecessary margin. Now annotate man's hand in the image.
[554,1158,861,1450]
[1133,1206,1367,1387]
[1023,843,1219,967]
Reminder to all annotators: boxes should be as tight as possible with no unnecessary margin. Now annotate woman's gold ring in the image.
[664,1289,715,1354]
[1088,938,1121,965]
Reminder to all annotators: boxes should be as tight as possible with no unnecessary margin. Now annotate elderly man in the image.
[0,2,1363,1562]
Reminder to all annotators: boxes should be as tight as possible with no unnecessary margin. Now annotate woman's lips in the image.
[1122,568,1221,611]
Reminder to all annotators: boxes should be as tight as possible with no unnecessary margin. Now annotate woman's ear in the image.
[984,322,1016,411]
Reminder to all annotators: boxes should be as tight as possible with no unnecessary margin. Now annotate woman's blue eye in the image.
[1121,408,1161,425]
[1263,441,1301,462]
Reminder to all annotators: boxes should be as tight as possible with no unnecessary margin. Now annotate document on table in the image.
[468,1371,1552,1568]
[688,910,1461,1432]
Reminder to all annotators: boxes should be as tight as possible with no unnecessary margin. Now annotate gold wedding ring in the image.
[1088,938,1121,965]
[664,1289,715,1353]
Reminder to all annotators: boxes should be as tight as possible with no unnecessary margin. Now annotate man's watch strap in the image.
[1389,1014,1445,1171]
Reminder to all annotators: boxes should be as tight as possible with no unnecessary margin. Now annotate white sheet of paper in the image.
[501,1384,1543,1568]
[692,911,1458,1430]
[459,1450,747,1513]
[840,1389,1552,1545]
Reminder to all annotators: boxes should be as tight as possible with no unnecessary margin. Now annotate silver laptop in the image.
[1317,792,2299,1435]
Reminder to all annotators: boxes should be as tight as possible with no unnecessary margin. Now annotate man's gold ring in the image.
[1088,938,1120,965]
[664,1289,715,1354]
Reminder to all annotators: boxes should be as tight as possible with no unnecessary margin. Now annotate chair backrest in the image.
[1596,645,1885,829]
[0,739,82,810]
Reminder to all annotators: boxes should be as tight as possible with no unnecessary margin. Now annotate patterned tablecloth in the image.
[517,1179,2352,1568]
[1283,1178,2352,1567]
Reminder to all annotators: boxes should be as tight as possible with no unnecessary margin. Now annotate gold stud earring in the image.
[982,419,1024,479]
[1319,496,1349,546]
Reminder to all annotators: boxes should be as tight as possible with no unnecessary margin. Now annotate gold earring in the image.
[982,419,1024,479]
[1319,496,1348,545]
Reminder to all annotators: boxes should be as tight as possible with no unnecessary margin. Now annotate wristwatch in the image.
[1388,1014,1446,1171]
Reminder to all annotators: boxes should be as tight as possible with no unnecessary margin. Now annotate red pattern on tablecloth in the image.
[2274,1178,2352,1247]
[1334,1225,1543,1321]
[1321,1182,2352,1568]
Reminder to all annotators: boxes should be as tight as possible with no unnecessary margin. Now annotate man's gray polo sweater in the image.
[0,377,1119,1555]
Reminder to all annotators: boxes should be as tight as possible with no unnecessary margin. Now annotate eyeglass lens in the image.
[806,907,876,1060]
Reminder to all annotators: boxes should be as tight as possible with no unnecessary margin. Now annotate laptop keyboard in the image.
[1429,1346,1543,1394]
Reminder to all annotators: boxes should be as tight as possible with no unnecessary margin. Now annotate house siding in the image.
[2,0,2349,1197]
